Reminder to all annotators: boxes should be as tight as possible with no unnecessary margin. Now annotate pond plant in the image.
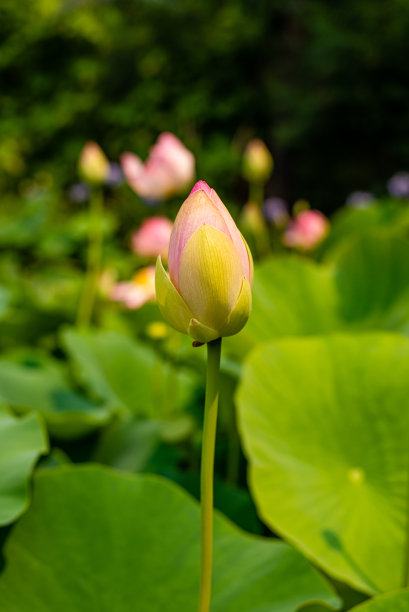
[156,180,253,611]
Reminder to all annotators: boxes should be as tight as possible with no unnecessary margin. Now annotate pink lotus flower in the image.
[110,266,156,309]
[155,180,253,343]
[132,216,173,259]
[283,209,330,251]
[121,132,195,201]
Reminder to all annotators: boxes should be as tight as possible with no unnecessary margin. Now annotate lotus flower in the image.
[132,216,173,260]
[78,142,110,185]
[155,181,253,343]
[110,266,156,309]
[242,139,273,184]
[121,132,195,201]
[283,209,329,251]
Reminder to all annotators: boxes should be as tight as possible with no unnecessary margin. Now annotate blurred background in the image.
[2,0,409,212]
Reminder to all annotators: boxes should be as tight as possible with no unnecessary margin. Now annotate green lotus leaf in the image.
[350,590,409,611]
[0,350,111,438]
[0,466,340,611]
[62,328,199,419]
[237,333,409,594]
[0,406,48,525]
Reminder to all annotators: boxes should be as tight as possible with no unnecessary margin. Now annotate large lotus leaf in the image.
[318,201,409,259]
[227,233,409,359]
[0,466,339,611]
[62,328,200,418]
[0,406,48,525]
[237,333,409,594]
[329,233,409,331]
[351,590,409,611]
[0,350,111,438]
[225,256,341,356]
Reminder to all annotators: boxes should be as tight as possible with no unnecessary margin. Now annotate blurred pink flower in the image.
[132,216,173,259]
[110,266,156,309]
[121,132,195,201]
[283,209,329,251]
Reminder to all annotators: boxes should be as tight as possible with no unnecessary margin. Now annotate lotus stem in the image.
[198,337,222,612]
[76,187,104,327]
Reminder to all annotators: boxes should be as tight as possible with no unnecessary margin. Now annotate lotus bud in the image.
[283,209,330,251]
[242,139,273,184]
[240,201,267,235]
[155,181,253,344]
[78,142,110,185]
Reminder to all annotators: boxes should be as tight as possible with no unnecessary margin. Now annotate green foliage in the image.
[0,465,340,611]
[62,327,200,422]
[0,406,48,525]
[1,1,409,205]
[350,590,409,611]
[237,333,409,594]
[226,231,409,358]
[0,349,112,438]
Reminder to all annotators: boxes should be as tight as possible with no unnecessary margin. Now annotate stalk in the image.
[76,188,104,327]
[198,337,222,612]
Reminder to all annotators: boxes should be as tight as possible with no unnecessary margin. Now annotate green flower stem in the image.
[198,337,222,612]
[76,188,104,327]
[249,180,264,207]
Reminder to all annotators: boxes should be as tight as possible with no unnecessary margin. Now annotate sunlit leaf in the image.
[0,466,340,611]
[0,350,111,438]
[237,333,409,594]
[0,406,48,525]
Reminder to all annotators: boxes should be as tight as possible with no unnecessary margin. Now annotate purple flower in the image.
[107,163,124,187]
[345,191,375,209]
[387,172,409,198]
[263,197,289,227]
[68,182,90,203]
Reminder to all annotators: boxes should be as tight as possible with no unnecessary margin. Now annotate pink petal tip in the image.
[190,180,212,197]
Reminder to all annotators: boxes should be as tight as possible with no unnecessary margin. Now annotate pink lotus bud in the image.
[242,139,273,184]
[121,132,195,201]
[132,216,173,259]
[78,142,110,185]
[110,266,156,309]
[283,209,330,251]
[155,181,253,343]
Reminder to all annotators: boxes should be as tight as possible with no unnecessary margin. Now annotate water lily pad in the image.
[227,233,409,359]
[0,466,339,611]
[351,590,409,611]
[0,351,111,438]
[225,256,340,356]
[237,333,409,594]
[330,233,409,331]
[62,328,199,420]
[0,406,48,525]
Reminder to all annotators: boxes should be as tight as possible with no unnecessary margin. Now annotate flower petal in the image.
[178,225,243,332]
[243,235,254,285]
[155,256,192,334]
[219,277,252,337]
[206,187,252,283]
[188,319,220,343]
[168,190,231,287]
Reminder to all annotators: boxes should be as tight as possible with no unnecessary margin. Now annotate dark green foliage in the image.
[1,0,409,209]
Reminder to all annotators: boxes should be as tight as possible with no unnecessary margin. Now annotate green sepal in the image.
[220,277,252,337]
[155,256,192,334]
[188,319,220,343]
